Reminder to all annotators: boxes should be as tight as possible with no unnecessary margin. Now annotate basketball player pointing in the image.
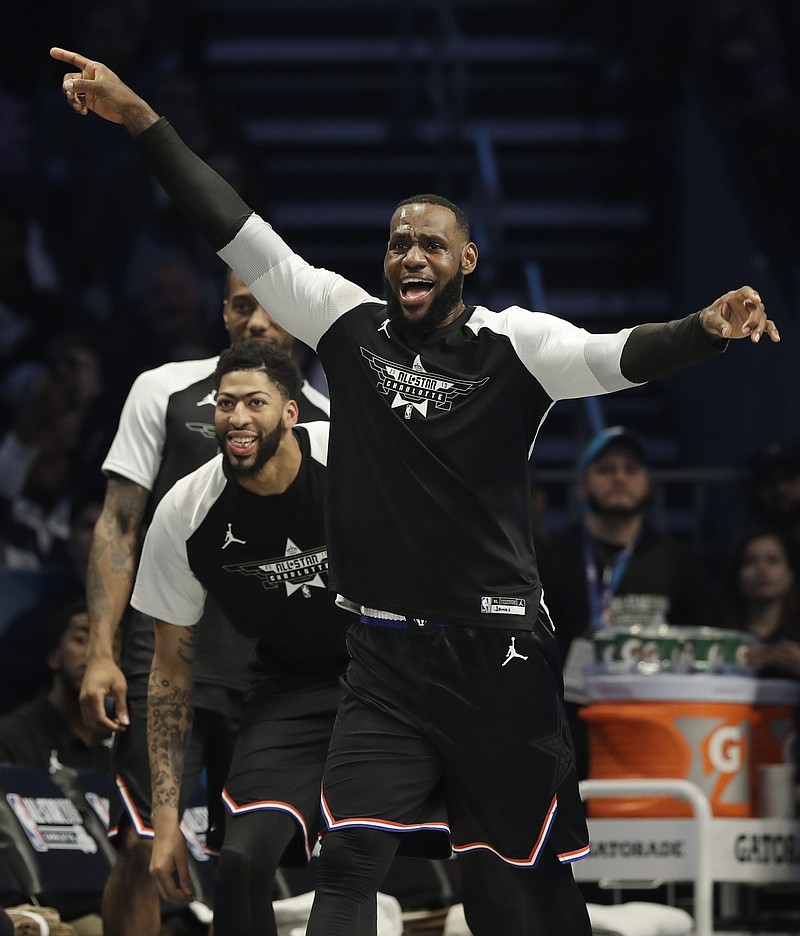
[51,45,779,936]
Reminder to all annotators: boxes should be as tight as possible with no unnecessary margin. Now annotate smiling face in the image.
[223,270,295,350]
[383,202,477,335]
[214,369,297,480]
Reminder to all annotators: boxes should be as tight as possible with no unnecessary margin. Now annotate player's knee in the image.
[116,829,155,883]
[316,829,396,899]
[217,841,263,897]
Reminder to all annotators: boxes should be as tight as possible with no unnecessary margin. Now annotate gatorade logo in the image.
[706,724,744,773]
[675,715,750,810]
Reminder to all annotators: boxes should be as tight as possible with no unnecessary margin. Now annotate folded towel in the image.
[587,902,693,936]
[280,890,403,936]
[442,901,693,936]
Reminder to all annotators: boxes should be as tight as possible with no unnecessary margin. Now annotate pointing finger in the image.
[50,47,90,70]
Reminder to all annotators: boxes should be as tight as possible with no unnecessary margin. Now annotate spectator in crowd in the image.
[0,333,107,573]
[0,201,74,434]
[0,444,77,572]
[0,601,118,936]
[0,486,104,714]
[717,525,800,679]
[538,425,710,777]
[0,599,115,772]
[718,524,800,797]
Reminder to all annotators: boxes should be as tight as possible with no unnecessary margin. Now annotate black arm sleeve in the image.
[135,117,253,251]
[620,311,726,384]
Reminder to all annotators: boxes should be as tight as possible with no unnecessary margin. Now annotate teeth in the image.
[401,281,433,296]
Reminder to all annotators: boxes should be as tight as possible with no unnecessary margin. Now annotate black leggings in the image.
[306,827,591,936]
[214,810,378,936]
[458,850,592,936]
[306,827,401,936]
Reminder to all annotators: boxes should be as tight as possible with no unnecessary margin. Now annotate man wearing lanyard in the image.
[539,425,710,777]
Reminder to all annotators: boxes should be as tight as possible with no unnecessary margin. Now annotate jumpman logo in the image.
[378,319,391,338]
[222,524,247,549]
[502,636,529,666]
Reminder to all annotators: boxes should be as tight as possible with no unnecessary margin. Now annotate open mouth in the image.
[227,433,258,457]
[400,280,435,304]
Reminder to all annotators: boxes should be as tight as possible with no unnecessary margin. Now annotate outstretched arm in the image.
[147,619,197,903]
[52,45,373,350]
[619,286,779,386]
[51,46,251,248]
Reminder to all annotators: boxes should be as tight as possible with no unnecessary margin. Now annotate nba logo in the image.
[481,597,490,613]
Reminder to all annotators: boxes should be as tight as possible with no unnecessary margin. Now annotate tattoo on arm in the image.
[177,630,196,666]
[148,626,196,810]
[87,477,148,636]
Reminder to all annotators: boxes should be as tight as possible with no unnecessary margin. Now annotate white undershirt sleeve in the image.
[131,488,206,627]
[468,306,641,401]
[219,214,378,351]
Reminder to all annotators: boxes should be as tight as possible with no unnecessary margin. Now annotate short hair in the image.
[214,339,302,402]
[394,194,470,240]
[222,265,238,299]
[47,599,88,655]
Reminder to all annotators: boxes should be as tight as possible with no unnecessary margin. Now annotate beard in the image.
[383,269,465,336]
[585,492,649,521]
[217,420,284,479]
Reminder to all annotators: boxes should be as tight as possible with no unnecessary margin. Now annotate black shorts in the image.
[320,618,589,867]
[223,679,343,867]
[110,682,243,853]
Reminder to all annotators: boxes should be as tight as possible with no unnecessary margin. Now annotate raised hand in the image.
[49,47,158,134]
[699,286,780,343]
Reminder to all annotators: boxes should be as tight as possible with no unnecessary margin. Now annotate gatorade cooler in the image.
[749,680,798,797]
[580,674,799,818]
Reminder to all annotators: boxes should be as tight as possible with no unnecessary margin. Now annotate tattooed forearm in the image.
[86,476,148,650]
[148,666,195,810]
[148,622,197,811]
[177,627,197,666]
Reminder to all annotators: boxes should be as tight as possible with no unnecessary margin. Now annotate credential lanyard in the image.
[583,527,636,630]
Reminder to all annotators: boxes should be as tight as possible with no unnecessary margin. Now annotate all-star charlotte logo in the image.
[360,349,489,420]
[184,422,217,438]
[223,538,327,597]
